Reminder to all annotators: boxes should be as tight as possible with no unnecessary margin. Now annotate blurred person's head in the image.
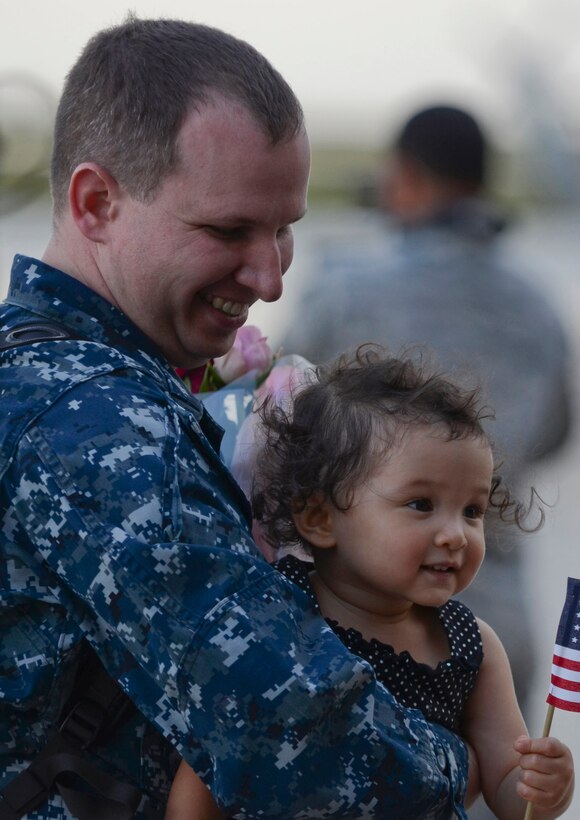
[381,105,487,224]
[44,16,310,369]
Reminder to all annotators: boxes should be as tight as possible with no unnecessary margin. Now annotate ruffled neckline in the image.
[276,554,481,676]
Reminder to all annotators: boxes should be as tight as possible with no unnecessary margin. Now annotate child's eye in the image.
[407,498,433,512]
[464,504,484,520]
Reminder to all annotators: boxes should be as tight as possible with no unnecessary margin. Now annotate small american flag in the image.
[547,577,580,712]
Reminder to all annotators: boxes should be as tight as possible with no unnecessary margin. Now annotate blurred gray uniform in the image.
[284,199,573,710]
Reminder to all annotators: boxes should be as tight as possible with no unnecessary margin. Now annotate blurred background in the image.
[1,1,579,816]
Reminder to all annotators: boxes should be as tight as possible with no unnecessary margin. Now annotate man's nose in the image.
[237,239,286,303]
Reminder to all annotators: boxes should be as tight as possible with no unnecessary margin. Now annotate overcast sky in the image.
[2,0,580,149]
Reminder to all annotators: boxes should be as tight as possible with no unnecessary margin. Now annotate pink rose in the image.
[255,362,310,405]
[254,365,292,403]
[214,325,274,384]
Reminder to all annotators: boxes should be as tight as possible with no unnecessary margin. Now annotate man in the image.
[283,105,572,720]
[0,20,470,819]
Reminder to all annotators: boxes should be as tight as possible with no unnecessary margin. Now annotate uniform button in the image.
[437,750,447,771]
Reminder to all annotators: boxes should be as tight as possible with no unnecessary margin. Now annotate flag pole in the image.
[523,705,555,820]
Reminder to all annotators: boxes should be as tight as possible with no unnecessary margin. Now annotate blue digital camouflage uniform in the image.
[0,255,469,818]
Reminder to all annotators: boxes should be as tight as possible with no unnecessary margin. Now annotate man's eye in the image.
[407,498,432,512]
[207,226,246,240]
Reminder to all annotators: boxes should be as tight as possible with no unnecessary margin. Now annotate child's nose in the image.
[434,520,468,550]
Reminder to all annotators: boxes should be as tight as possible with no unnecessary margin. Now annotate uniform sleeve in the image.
[7,372,468,817]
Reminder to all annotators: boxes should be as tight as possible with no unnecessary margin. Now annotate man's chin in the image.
[170,325,240,369]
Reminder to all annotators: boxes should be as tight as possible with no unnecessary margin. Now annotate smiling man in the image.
[0,17,470,819]
[45,95,309,369]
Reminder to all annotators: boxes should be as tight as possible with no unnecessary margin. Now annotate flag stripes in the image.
[551,674,580,691]
[553,643,580,667]
[546,578,580,712]
[546,693,580,712]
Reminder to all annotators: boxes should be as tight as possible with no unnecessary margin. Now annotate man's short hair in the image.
[50,16,304,214]
[395,105,486,187]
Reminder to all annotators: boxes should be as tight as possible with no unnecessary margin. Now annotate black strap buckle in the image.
[0,647,142,819]
[60,698,106,749]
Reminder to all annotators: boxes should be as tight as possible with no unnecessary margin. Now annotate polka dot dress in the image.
[276,554,483,732]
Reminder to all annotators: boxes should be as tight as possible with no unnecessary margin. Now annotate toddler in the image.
[166,346,574,819]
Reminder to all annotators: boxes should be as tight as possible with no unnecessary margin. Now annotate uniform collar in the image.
[5,255,172,370]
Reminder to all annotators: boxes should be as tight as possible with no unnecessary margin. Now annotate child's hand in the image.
[513,735,574,815]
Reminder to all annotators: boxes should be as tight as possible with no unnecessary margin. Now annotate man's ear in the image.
[68,162,120,242]
[293,494,337,549]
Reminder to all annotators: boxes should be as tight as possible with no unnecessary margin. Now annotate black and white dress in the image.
[276,554,483,731]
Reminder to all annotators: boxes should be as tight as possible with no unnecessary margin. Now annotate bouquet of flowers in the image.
[176,325,314,484]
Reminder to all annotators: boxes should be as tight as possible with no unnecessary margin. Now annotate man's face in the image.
[101,98,311,367]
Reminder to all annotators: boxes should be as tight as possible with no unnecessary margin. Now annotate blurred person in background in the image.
[283,104,574,732]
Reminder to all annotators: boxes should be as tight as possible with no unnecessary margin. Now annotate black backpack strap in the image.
[0,652,143,819]
[0,325,145,818]
[0,742,141,820]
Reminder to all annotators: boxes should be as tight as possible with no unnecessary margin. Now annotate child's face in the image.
[312,425,493,616]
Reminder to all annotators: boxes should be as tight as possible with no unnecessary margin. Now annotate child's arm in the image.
[461,619,574,819]
[165,760,226,820]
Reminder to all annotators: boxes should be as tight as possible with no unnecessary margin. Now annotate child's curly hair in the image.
[252,345,542,553]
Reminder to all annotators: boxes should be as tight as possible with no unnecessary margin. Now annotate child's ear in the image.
[293,494,337,549]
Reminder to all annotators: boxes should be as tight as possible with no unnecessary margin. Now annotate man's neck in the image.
[42,226,120,310]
